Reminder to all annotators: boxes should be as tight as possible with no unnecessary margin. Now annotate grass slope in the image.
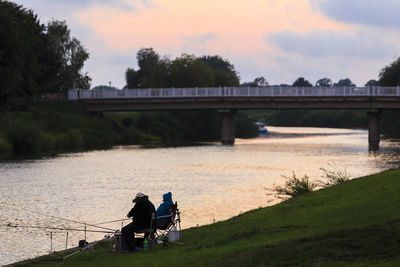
[13,169,400,266]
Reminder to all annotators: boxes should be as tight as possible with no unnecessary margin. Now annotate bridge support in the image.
[219,109,236,145]
[367,110,380,151]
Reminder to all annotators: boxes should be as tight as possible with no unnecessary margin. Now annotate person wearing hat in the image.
[121,192,155,252]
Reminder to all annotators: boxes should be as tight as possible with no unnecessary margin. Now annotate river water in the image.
[1,126,400,265]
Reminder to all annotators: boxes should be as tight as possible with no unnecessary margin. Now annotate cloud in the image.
[268,29,396,59]
[182,33,217,46]
[310,0,400,28]
[14,0,153,22]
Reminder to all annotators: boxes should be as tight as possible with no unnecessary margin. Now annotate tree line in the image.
[242,60,400,88]
[124,48,239,89]
[0,0,90,106]
[123,49,399,89]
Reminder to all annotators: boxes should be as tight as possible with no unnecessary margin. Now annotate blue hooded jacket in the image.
[156,192,174,223]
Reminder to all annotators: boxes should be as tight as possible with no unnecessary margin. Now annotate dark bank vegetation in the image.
[0,1,90,106]
[245,109,368,129]
[245,108,400,138]
[0,100,257,160]
[16,168,400,266]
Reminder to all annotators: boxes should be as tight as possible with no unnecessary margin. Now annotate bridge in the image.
[68,86,400,150]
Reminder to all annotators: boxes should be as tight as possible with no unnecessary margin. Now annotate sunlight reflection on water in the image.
[1,126,400,265]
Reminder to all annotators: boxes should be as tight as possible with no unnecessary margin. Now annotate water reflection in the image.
[1,126,400,265]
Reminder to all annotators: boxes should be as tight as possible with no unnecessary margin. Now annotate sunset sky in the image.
[14,0,400,88]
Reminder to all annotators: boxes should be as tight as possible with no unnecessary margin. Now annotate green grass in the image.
[14,168,400,266]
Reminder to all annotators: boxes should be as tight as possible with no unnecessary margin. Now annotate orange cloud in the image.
[76,0,348,57]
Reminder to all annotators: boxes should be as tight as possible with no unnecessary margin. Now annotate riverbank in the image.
[11,168,400,266]
[0,99,258,160]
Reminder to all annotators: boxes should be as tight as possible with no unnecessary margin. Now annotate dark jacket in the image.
[127,196,155,228]
[156,192,174,223]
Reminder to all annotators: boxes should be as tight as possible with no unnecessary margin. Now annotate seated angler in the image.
[156,192,174,229]
[122,192,155,252]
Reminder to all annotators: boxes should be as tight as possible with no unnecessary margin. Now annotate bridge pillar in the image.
[367,110,380,151]
[219,109,236,145]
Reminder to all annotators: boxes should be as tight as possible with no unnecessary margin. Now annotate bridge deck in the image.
[68,87,400,112]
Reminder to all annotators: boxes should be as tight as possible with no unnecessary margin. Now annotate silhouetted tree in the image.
[379,57,400,86]
[293,77,312,87]
[125,48,240,88]
[200,55,239,86]
[0,1,45,105]
[365,79,379,87]
[168,54,214,87]
[136,48,168,88]
[0,2,91,106]
[242,76,269,87]
[46,20,91,91]
[125,68,139,88]
[334,78,355,87]
[315,78,332,87]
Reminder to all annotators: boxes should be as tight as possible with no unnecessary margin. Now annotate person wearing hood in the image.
[156,192,174,227]
[122,192,155,252]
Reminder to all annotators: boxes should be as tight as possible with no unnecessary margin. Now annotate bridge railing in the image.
[68,86,400,100]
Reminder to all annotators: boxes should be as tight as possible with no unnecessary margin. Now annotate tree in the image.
[333,78,355,87]
[379,57,400,86]
[200,55,240,86]
[293,77,312,87]
[125,68,139,88]
[0,1,46,105]
[125,48,241,88]
[242,76,269,87]
[168,54,214,87]
[315,78,332,87]
[46,20,91,91]
[365,79,379,87]
[136,47,168,88]
[0,3,91,106]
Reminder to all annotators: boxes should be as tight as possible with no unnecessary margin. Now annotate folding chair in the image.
[155,202,181,242]
[115,213,156,252]
[135,212,156,247]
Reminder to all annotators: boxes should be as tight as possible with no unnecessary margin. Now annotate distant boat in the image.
[255,121,268,135]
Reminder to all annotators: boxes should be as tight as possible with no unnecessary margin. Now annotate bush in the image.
[6,121,50,154]
[319,163,351,187]
[267,172,317,200]
[54,130,85,150]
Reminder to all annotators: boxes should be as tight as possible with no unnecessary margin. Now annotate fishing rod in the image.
[37,212,117,232]
[92,218,130,225]
[63,230,119,259]
[3,224,114,233]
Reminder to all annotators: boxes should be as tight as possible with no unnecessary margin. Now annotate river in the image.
[1,126,400,265]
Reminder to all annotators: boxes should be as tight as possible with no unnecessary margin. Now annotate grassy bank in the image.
[15,168,400,266]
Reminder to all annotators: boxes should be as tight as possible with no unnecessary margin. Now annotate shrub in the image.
[6,121,49,154]
[267,172,317,200]
[54,130,85,150]
[319,163,351,187]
